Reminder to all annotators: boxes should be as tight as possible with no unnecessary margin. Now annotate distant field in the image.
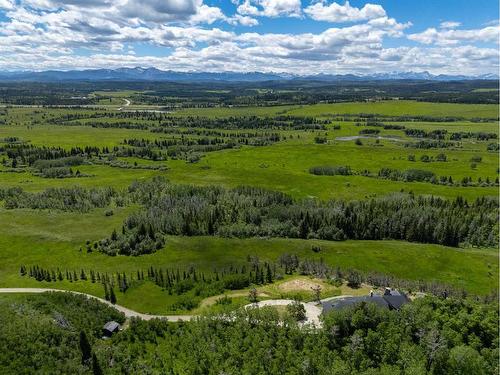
[284,100,500,119]
[0,104,498,200]
[178,100,500,119]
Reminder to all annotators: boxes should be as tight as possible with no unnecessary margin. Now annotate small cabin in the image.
[103,321,121,337]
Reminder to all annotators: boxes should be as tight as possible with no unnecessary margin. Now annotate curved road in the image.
[0,288,193,322]
[0,288,327,326]
[117,98,131,111]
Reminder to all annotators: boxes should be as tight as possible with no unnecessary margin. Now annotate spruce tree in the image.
[79,331,92,365]
[110,287,117,304]
[92,353,103,375]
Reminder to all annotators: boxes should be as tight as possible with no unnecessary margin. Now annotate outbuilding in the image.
[103,321,121,337]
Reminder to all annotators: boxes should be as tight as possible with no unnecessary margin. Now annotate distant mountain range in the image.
[0,67,497,82]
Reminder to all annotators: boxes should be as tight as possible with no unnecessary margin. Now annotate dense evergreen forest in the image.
[0,79,498,106]
[96,178,497,255]
[1,178,497,255]
[0,292,497,374]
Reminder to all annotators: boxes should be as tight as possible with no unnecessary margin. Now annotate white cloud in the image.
[0,0,497,75]
[236,0,302,18]
[228,14,259,26]
[121,0,200,22]
[0,0,14,9]
[408,25,500,45]
[304,1,386,23]
[439,21,461,29]
[188,4,227,25]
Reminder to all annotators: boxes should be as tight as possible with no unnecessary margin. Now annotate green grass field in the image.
[0,99,498,314]
[0,207,497,313]
[0,105,498,200]
[178,100,499,119]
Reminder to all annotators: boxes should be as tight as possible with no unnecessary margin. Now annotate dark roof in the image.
[322,290,409,314]
[103,321,120,332]
[322,296,388,314]
[383,295,409,310]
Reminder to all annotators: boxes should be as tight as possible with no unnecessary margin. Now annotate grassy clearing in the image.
[0,207,496,314]
[178,100,499,119]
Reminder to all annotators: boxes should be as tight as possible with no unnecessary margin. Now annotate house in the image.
[321,288,409,315]
[102,321,121,337]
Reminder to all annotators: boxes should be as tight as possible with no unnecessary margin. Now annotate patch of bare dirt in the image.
[278,279,322,292]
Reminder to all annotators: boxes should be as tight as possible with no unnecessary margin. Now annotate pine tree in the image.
[92,353,103,375]
[110,287,117,304]
[103,283,109,301]
[79,331,92,365]
[266,264,273,283]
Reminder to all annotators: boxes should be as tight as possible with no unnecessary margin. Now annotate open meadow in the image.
[0,95,498,314]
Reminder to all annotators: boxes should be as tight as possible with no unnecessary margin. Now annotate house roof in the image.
[383,295,409,310]
[322,290,409,314]
[103,321,120,332]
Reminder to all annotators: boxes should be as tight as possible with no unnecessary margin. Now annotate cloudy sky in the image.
[0,0,498,74]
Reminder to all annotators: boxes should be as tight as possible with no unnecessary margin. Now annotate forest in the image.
[0,79,498,106]
[94,178,498,255]
[0,292,497,374]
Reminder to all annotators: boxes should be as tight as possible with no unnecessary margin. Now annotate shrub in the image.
[347,270,362,288]
[286,300,306,321]
[436,153,447,162]
[309,165,352,176]
[314,136,327,144]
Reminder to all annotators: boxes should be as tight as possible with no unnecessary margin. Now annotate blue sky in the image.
[0,0,498,74]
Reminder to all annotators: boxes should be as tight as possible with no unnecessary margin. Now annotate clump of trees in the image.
[405,140,456,149]
[378,168,436,182]
[98,223,165,256]
[0,292,124,374]
[89,295,498,374]
[359,128,380,135]
[309,165,352,176]
[98,178,498,253]
[405,128,448,139]
[1,186,117,212]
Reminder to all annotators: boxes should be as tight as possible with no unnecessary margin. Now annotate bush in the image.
[436,153,447,162]
[223,274,251,290]
[309,165,352,176]
[347,270,362,288]
[170,295,200,311]
[314,136,327,144]
[286,300,306,321]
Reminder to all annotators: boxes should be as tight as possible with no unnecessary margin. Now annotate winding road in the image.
[0,288,327,326]
[117,98,131,111]
[0,288,193,322]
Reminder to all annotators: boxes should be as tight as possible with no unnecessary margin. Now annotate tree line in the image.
[94,178,499,255]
